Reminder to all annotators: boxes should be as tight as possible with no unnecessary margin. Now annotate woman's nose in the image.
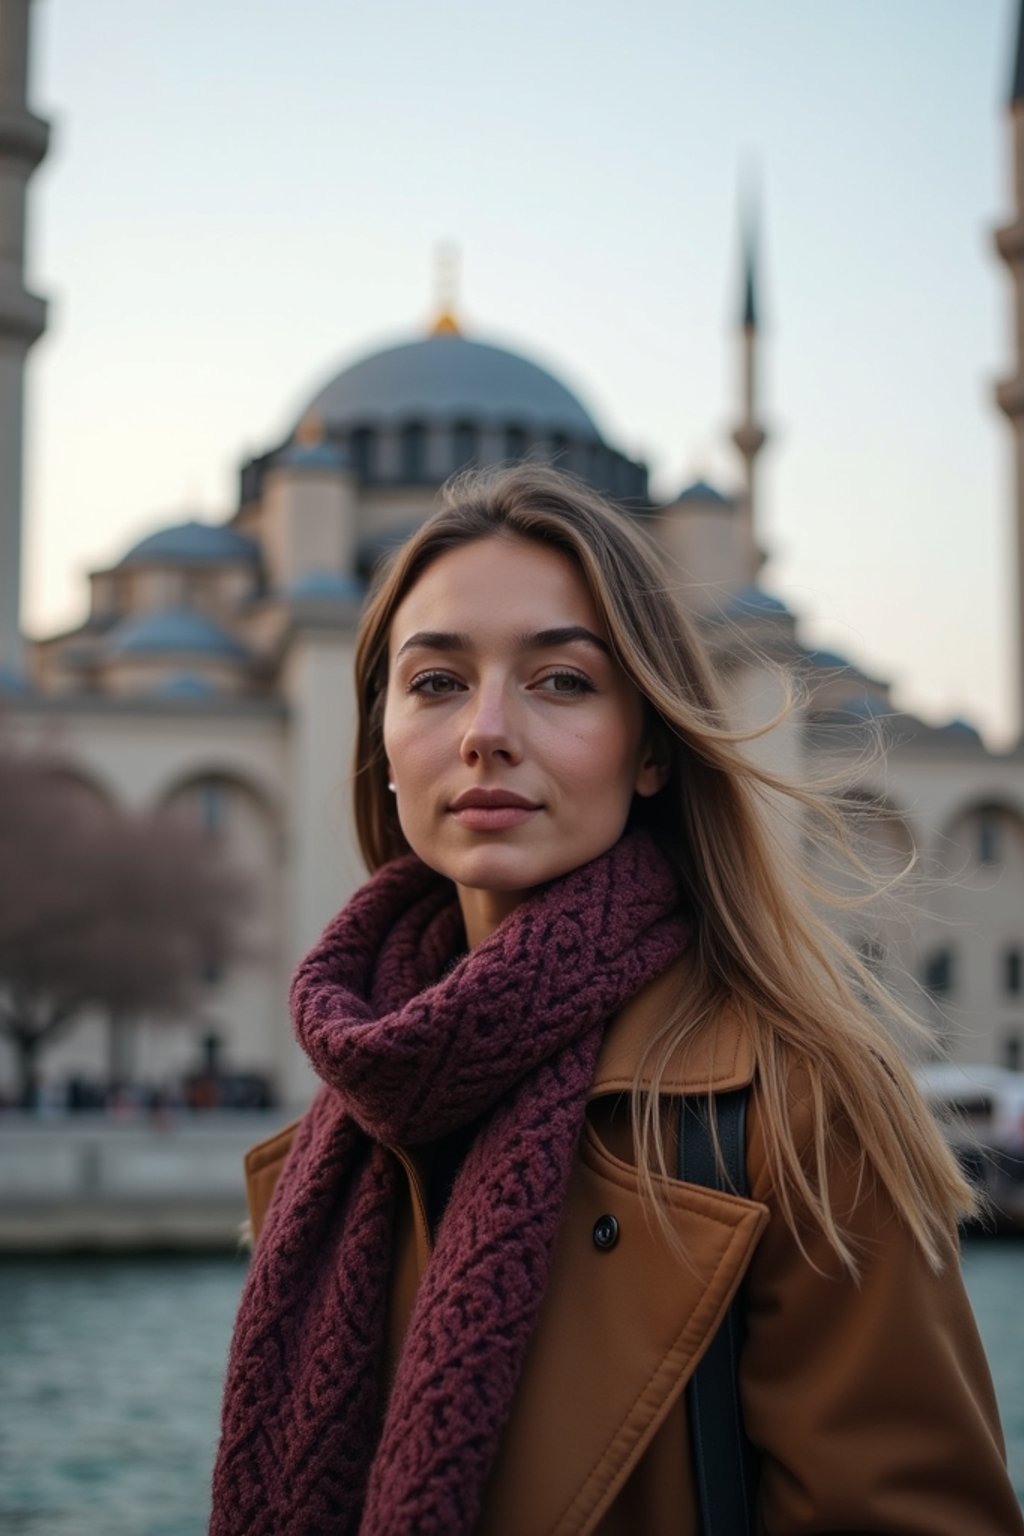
[459,684,522,765]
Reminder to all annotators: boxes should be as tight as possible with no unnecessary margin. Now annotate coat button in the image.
[592,1214,619,1251]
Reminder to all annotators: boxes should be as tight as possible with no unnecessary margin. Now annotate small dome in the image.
[802,647,852,671]
[943,717,983,743]
[106,608,250,660]
[0,664,31,695]
[719,585,793,620]
[676,479,733,507]
[148,672,224,698]
[841,694,892,719]
[297,333,602,440]
[356,523,421,571]
[119,520,260,568]
[287,570,365,602]
[275,441,348,473]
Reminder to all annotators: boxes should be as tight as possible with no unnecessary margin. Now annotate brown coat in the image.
[245,962,1023,1534]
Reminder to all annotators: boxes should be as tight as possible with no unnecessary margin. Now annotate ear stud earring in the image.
[387,781,397,794]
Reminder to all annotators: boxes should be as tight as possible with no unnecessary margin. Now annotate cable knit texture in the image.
[209,830,688,1536]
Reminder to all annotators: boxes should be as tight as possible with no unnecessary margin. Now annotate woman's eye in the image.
[408,671,463,697]
[535,671,595,697]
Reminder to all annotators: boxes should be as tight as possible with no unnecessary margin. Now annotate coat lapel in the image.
[479,963,768,1536]
[480,1124,766,1535]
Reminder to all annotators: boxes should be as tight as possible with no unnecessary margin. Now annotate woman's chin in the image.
[425,832,623,898]
[449,854,551,896]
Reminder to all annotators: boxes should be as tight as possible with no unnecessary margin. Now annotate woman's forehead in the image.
[388,537,604,655]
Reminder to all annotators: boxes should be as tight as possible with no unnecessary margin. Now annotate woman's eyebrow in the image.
[395,626,611,659]
[517,626,611,656]
[395,630,470,658]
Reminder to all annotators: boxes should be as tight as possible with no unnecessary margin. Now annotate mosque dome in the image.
[105,608,250,660]
[241,316,648,512]
[119,520,260,568]
[297,334,602,441]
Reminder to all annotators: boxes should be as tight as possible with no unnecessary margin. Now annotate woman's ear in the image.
[634,737,669,799]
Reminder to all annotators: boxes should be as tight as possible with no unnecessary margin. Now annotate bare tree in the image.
[0,734,255,1106]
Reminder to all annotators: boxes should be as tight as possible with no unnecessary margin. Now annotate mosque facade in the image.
[1,0,1023,1104]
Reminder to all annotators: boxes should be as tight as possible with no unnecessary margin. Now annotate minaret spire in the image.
[729,178,768,579]
[0,0,49,685]
[1011,0,1024,107]
[994,0,1024,741]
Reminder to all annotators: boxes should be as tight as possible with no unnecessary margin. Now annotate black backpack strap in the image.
[678,1088,759,1535]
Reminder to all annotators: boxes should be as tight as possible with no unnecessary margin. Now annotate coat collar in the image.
[590,956,755,1099]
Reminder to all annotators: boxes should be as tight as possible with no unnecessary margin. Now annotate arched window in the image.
[608,454,627,497]
[923,947,954,995]
[400,422,426,482]
[349,428,374,479]
[857,936,885,972]
[452,421,478,471]
[977,811,1000,865]
[199,779,227,840]
[624,460,646,501]
[505,426,528,462]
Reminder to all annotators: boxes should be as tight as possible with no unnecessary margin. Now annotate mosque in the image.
[1,0,1023,1104]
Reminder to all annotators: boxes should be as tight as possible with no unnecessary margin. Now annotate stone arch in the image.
[148,767,285,1086]
[154,764,280,836]
[835,787,918,869]
[937,797,1024,872]
[158,765,278,858]
[798,788,918,909]
[41,762,120,813]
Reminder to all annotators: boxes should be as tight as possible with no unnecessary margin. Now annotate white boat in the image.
[914,1063,1024,1229]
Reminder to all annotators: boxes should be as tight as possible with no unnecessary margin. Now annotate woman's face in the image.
[383,534,665,945]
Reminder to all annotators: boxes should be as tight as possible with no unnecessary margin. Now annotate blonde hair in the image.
[353,464,975,1274]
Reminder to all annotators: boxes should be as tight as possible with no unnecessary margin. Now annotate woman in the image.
[211,465,1022,1535]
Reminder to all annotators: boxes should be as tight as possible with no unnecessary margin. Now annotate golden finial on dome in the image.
[430,241,461,336]
[295,411,325,447]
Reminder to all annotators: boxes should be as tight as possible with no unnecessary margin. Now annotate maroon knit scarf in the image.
[210,830,688,1536]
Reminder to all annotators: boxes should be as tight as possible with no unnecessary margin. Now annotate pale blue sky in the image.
[20,0,1022,745]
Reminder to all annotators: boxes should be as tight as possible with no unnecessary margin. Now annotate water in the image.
[0,1255,246,1536]
[962,1239,1024,1503]
[0,1241,1020,1534]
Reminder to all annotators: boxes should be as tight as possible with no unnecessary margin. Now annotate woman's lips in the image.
[449,805,539,831]
[448,791,541,832]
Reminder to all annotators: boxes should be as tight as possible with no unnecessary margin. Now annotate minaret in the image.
[0,0,48,682]
[729,192,768,574]
[994,0,1024,743]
